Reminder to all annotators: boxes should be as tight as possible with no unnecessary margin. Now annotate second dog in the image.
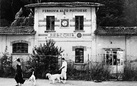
[28,71,36,86]
[46,73,61,83]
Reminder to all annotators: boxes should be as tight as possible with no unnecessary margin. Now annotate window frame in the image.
[104,48,123,66]
[105,51,117,65]
[75,48,84,63]
[12,43,28,54]
[75,16,84,31]
[46,16,55,31]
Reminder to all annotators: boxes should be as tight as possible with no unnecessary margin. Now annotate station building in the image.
[2,2,137,73]
[25,2,103,64]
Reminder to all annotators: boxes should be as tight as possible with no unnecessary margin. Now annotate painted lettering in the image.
[42,9,87,13]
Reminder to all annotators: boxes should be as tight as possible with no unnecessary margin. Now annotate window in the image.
[13,43,28,53]
[75,48,84,63]
[104,48,123,65]
[46,16,55,31]
[105,51,117,65]
[75,16,84,31]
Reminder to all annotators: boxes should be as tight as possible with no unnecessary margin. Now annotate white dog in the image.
[46,73,61,83]
[29,71,36,86]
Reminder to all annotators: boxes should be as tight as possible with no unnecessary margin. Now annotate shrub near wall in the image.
[30,39,64,78]
[0,53,15,77]
[66,60,89,80]
[122,63,137,81]
[89,62,111,81]
[67,61,111,81]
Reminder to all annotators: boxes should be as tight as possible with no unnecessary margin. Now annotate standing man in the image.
[59,58,67,83]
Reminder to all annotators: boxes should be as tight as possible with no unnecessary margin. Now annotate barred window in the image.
[46,16,55,31]
[75,48,84,63]
[13,43,28,53]
[75,16,84,31]
[104,48,123,65]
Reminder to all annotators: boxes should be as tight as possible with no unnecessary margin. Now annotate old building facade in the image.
[25,2,103,64]
[2,2,137,73]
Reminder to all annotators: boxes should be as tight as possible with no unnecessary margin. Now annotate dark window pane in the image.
[105,50,117,65]
[80,16,84,30]
[113,52,117,65]
[75,48,84,63]
[75,16,83,30]
[13,43,28,53]
[46,16,55,31]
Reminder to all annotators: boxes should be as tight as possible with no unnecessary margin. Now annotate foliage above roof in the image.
[11,7,34,26]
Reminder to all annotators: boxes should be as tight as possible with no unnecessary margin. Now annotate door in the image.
[104,49,125,74]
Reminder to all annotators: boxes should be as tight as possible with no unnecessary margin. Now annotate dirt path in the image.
[0,78,137,86]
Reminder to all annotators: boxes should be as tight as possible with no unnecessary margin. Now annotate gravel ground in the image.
[0,78,137,86]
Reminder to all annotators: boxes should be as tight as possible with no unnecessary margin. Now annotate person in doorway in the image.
[59,58,67,83]
[14,58,25,86]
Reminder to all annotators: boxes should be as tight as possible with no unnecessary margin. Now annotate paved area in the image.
[0,78,137,86]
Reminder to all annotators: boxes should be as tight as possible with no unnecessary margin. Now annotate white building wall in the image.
[96,36,137,72]
[91,7,97,62]
[34,7,95,63]
[36,7,92,34]
[0,35,35,61]
[96,36,137,62]
[126,36,137,60]
[1,5,137,70]
[96,36,126,62]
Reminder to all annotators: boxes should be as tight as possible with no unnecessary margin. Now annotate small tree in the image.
[0,52,14,77]
[31,39,64,78]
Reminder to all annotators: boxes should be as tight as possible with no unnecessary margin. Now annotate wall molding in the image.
[10,40,31,46]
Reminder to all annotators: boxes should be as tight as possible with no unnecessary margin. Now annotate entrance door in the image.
[104,48,125,74]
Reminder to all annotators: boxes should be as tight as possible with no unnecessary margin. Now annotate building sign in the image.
[39,33,92,38]
[49,33,75,38]
[39,33,76,38]
[42,9,87,13]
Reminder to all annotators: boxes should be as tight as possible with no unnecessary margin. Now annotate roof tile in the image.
[25,2,103,7]
[0,26,36,35]
[95,27,137,36]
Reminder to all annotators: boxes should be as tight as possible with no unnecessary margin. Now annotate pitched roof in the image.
[25,2,103,8]
[0,26,36,35]
[95,27,137,36]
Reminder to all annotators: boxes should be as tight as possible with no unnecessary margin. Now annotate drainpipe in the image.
[125,35,127,66]
[95,35,97,62]
[5,35,7,52]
